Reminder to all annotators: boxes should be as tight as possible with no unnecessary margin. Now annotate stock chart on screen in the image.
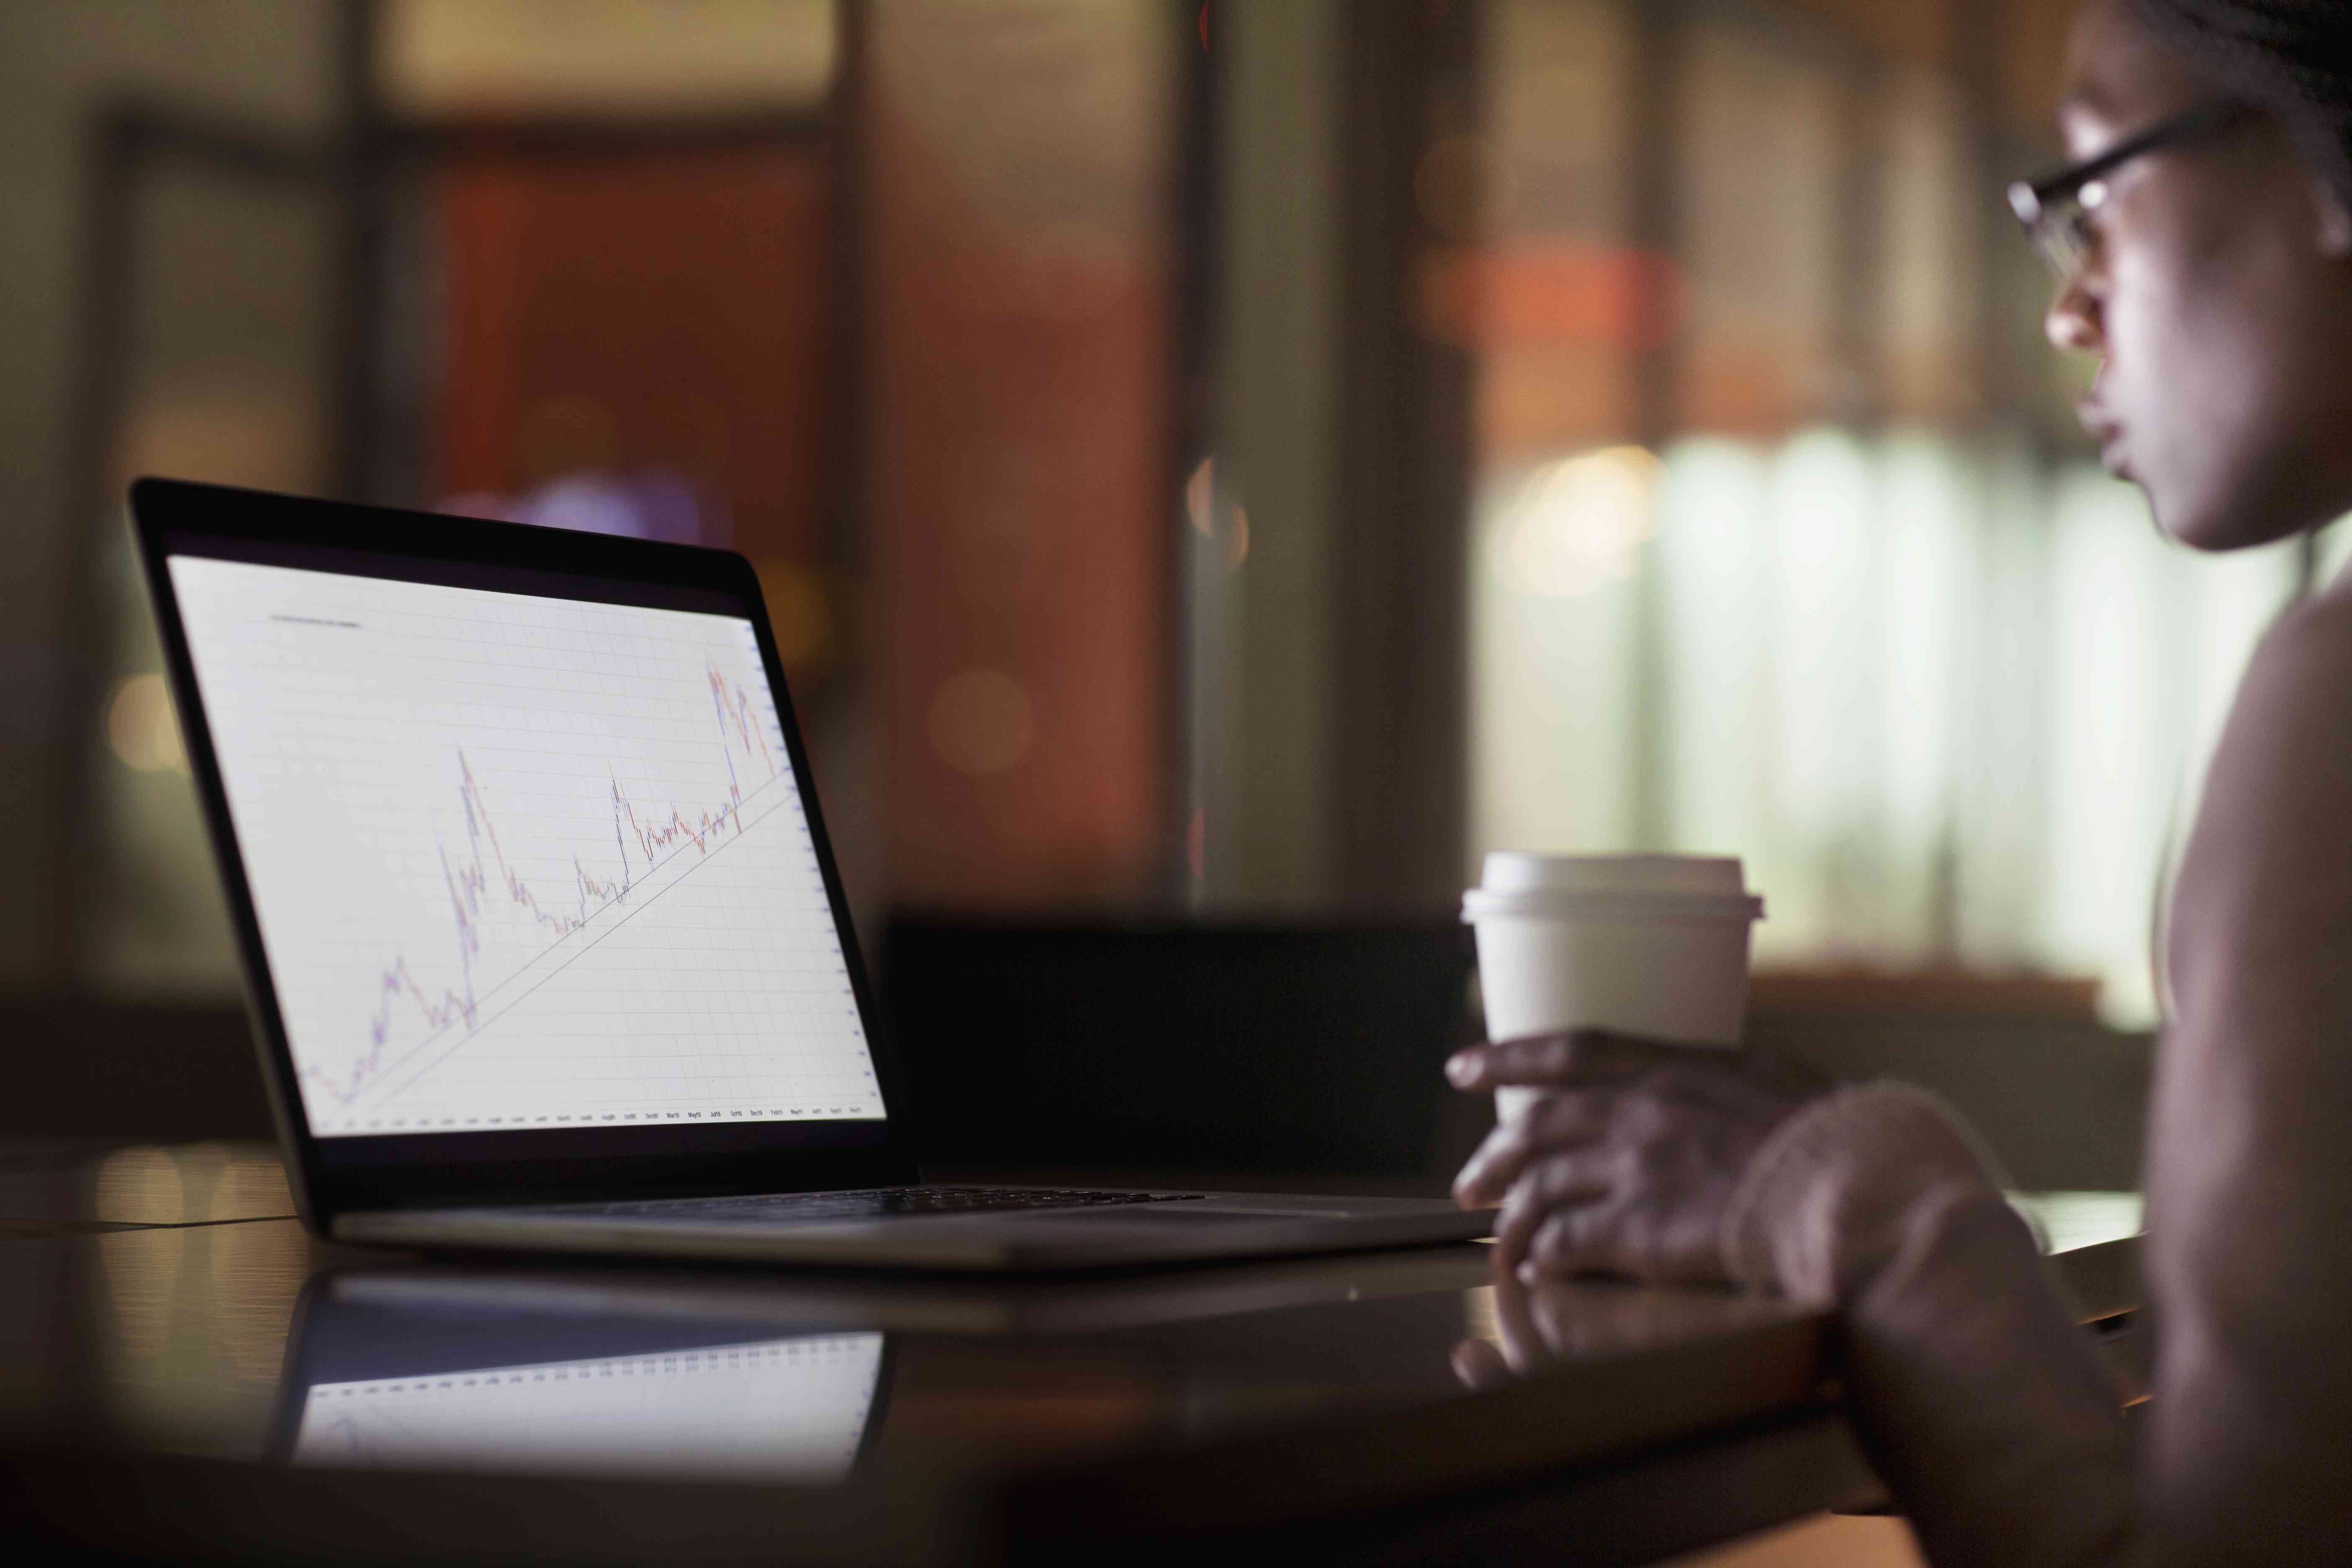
[168,556,883,1138]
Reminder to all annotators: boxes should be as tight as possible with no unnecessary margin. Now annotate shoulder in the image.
[2233,579,2352,722]
[2200,585,2352,840]
[2170,576,2352,1042]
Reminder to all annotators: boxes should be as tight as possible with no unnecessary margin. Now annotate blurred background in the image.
[5,0,2307,1191]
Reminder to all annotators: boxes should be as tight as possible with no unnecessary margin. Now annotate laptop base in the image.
[335,1188,1494,1272]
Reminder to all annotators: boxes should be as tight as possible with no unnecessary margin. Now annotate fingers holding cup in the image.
[1493,1145,1621,1276]
[1453,1088,1614,1208]
[1447,1028,1746,1094]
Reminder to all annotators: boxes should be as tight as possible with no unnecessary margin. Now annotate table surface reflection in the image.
[0,1142,2132,1565]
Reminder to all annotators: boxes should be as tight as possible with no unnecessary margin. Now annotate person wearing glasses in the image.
[1445,1,2352,1561]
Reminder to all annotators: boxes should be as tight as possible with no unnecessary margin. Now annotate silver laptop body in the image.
[133,479,1491,1270]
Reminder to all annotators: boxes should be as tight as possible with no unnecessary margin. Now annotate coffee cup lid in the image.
[1479,853,1747,898]
[1461,886,1765,925]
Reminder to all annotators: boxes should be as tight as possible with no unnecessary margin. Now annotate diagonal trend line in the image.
[363,788,809,1110]
[347,766,797,1096]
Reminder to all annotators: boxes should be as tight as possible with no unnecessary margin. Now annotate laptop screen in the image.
[166,553,885,1142]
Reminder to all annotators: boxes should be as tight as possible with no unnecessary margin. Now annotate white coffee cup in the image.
[1463,854,1764,1124]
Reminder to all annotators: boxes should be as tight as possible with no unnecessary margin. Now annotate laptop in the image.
[131,478,1493,1269]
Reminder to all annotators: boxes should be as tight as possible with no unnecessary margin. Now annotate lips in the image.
[2078,366,2128,478]
[2077,400,2123,464]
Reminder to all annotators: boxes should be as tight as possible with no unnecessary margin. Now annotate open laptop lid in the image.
[130,478,919,1228]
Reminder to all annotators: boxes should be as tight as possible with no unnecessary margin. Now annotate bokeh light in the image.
[927,668,1034,776]
[106,673,187,775]
[756,559,835,676]
[1489,445,1661,598]
[1185,456,1248,570]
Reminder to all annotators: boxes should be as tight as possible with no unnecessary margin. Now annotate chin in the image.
[2144,459,2325,554]
[2151,499,2298,554]
[2150,496,2259,552]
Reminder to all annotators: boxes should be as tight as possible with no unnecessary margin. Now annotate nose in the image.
[2045,267,2103,354]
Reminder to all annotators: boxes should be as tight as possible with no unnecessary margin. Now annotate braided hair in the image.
[2130,0,2352,209]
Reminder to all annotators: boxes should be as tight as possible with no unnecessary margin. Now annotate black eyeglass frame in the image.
[2007,98,2249,272]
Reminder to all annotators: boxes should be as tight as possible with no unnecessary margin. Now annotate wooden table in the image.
[0,1140,2138,1565]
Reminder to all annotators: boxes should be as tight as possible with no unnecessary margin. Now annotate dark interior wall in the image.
[1327,2,1479,908]
[0,0,341,989]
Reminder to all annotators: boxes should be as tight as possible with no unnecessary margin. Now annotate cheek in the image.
[2108,240,2269,432]
[2104,238,2294,545]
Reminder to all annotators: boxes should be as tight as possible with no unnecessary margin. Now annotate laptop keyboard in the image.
[552,1186,1210,1225]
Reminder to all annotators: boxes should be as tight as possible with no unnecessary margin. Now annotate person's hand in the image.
[1447,1030,1828,1286]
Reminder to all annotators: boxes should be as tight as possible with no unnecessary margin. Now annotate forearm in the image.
[1844,1184,2137,1568]
[1727,1086,2138,1568]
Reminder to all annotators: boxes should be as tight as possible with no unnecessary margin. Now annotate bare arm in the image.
[1719,1086,2136,1567]
[2136,591,2352,1561]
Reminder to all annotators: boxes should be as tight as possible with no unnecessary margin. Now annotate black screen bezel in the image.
[129,477,920,1227]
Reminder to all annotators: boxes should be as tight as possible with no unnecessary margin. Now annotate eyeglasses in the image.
[2007,99,2247,276]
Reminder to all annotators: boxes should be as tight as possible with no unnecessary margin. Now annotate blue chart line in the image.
[313,664,782,1109]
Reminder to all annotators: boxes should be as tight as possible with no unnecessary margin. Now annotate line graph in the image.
[330,667,779,1109]
[168,556,884,1138]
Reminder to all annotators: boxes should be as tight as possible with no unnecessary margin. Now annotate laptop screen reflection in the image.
[280,1282,886,1483]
